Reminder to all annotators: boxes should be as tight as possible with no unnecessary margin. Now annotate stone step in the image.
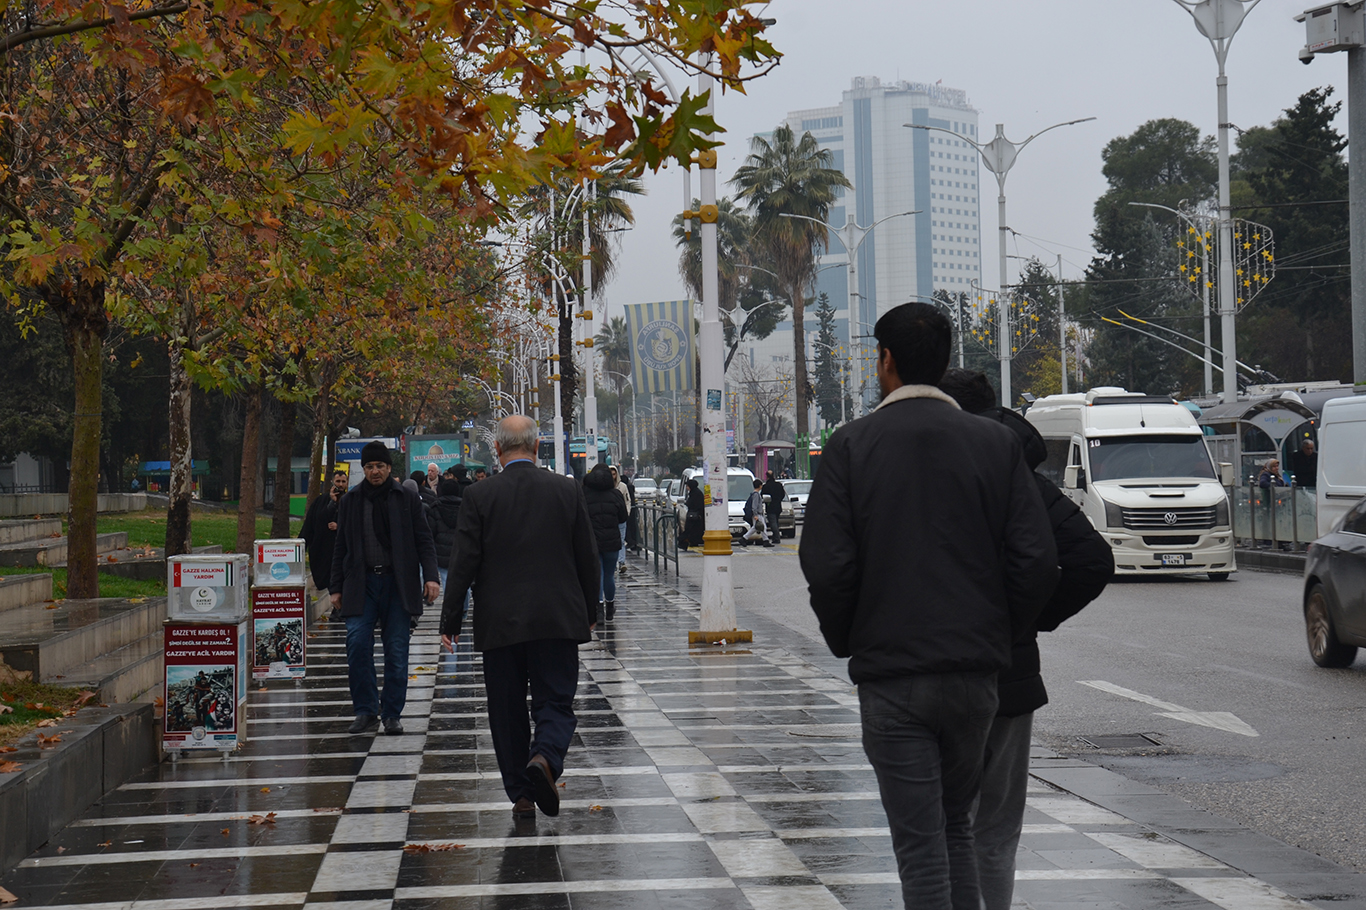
[97,543,225,582]
[0,595,166,683]
[0,532,128,567]
[0,574,53,614]
[0,519,62,546]
[48,629,164,704]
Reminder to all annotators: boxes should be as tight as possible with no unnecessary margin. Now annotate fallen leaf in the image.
[402,843,464,853]
[259,787,270,793]
[588,805,603,812]
[25,702,42,709]
[35,719,58,728]
[557,782,566,788]
[97,840,111,848]
[0,706,10,716]
[0,746,15,752]
[220,828,230,836]
[0,886,17,904]
[36,733,62,747]
[0,761,21,773]
[188,863,200,868]
[258,687,268,692]
[56,847,66,854]
[247,813,277,826]
[127,597,147,603]
[154,697,165,707]
[44,604,59,610]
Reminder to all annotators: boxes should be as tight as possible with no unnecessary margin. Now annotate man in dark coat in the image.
[761,471,785,545]
[302,470,347,591]
[940,368,1115,910]
[799,303,1059,910]
[331,441,440,736]
[585,463,628,620]
[440,415,599,820]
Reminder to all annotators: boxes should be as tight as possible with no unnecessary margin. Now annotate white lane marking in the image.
[1173,876,1318,909]
[1078,680,1259,737]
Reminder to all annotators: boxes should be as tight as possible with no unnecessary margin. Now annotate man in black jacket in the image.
[799,303,1058,910]
[761,471,785,545]
[302,470,347,591]
[940,368,1115,910]
[440,415,599,820]
[330,442,440,736]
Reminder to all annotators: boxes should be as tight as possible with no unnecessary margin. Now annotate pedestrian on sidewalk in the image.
[741,479,770,547]
[330,441,441,736]
[610,465,631,575]
[761,471,785,545]
[586,464,628,620]
[428,478,464,590]
[440,415,599,820]
[799,302,1058,910]
[682,478,704,549]
[940,368,1115,910]
[302,469,347,595]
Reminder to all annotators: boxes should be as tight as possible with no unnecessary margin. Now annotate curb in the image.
[1236,548,1307,574]
[0,702,157,872]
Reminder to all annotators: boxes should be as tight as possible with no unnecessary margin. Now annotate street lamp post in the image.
[582,181,600,474]
[1170,0,1260,403]
[779,211,917,417]
[906,118,1093,407]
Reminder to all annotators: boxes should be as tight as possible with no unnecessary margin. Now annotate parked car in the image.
[1303,493,1366,667]
[632,477,660,504]
[783,479,813,523]
[1316,396,1366,538]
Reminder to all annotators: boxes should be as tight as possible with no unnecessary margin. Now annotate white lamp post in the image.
[906,118,1093,407]
[778,211,917,416]
[1170,0,1260,403]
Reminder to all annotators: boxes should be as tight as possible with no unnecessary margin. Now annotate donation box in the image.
[251,586,307,680]
[162,620,248,753]
[167,555,250,621]
[253,539,306,587]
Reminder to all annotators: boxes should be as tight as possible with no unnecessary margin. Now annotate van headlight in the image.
[1215,497,1230,528]
[1104,499,1124,529]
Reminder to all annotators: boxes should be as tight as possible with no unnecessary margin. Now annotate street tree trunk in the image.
[235,384,264,553]
[52,281,108,600]
[558,304,577,435]
[306,360,334,509]
[165,294,194,557]
[270,398,296,538]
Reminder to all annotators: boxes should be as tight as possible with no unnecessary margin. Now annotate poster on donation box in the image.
[251,586,307,680]
[163,621,247,751]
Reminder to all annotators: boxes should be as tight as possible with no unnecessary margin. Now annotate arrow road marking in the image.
[1078,680,1259,737]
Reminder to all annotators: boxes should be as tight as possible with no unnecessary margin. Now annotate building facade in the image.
[735,77,982,410]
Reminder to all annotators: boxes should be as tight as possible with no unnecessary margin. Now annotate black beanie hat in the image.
[360,440,392,466]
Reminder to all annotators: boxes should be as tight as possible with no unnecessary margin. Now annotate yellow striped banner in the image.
[624,300,695,393]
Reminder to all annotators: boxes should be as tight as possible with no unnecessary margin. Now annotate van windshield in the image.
[1088,434,1216,482]
[728,476,755,501]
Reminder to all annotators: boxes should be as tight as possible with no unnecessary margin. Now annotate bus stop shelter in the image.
[752,440,795,480]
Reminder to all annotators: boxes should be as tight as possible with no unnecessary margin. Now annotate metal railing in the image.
[1231,480,1315,551]
[635,503,679,576]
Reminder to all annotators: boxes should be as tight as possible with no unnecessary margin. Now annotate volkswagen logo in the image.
[1163,512,1179,525]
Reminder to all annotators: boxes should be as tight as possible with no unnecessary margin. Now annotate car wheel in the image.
[1207,572,1230,582]
[1305,584,1357,668]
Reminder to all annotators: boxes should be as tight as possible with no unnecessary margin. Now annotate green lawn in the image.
[0,566,165,599]
[75,510,302,551]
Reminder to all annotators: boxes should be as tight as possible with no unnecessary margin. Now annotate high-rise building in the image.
[734,77,982,407]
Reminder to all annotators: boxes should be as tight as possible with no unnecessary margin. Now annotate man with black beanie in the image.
[331,440,440,735]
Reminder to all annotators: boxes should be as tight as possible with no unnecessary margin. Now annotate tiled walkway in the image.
[3,566,1363,909]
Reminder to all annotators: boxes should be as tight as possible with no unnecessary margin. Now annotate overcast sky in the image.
[600,0,1347,321]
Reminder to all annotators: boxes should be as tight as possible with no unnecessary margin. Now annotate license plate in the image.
[1160,554,1186,567]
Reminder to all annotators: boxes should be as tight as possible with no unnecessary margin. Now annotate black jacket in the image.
[798,385,1059,684]
[428,492,464,569]
[761,479,785,513]
[301,491,340,589]
[584,465,628,554]
[330,478,439,617]
[439,461,599,650]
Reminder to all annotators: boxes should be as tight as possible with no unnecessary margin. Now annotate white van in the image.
[1316,395,1366,538]
[684,466,761,537]
[1026,388,1236,580]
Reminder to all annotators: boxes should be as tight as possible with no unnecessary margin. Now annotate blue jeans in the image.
[482,639,580,803]
[617,522,627,565]
[599,550,618,604]
[344,573,412,720]
[860,671,999,910]
[974,711,1034,910]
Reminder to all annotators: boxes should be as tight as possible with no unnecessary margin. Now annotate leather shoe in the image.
[348,714,379,734]
[512,797,536,819]
[525,754,560,816]
[604,600,615,622]
[382,717,404,735]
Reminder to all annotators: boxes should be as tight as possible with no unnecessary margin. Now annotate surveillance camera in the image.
[1299,46,1315,65]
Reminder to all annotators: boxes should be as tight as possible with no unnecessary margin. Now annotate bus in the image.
[537,435,612,478]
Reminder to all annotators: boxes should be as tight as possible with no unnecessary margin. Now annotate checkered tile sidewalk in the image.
[0,570,1353,910]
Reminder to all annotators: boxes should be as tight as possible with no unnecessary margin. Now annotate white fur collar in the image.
[872,383,962,412]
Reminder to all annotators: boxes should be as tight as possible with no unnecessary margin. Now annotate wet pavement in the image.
[4,560,1366,909]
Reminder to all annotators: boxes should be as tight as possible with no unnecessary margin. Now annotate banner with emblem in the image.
[624,300,695,393]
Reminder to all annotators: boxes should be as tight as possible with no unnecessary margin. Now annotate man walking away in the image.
[585,464,628,620]
[761,470,785,545]
[302,469,347,595]
[940,368,1115,910]
[428,478,464,590]
[440,415,599,820]
[331,441,440,736]
[610,465,630,575]
[799,303,1058,910]
[741,479,771,547]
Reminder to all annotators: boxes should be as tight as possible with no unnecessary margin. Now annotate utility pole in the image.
[1057,254,1068,395]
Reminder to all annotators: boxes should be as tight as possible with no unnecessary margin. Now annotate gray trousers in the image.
[973,711,1035,910]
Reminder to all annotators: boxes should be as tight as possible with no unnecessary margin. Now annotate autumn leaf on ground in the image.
[220,828,230,836]
[188,863,200,868]
[0,761,22,773]
[0,706,11,716]
[589,805,603,812]
[259,787,270,793]
[0,746,15,752]
[0,886,18,904]
[36,733,62,747]
[35,719,58,728]
[55,847,66,854]
[97,840,111,848]
[247,813,276,825]
[557,781,566,788]
[44,604,59,610]
[403,843,464,853]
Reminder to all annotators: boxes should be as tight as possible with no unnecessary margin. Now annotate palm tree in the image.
[595,315,633,451]
[731,125,850,466]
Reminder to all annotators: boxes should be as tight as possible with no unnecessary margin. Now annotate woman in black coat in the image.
[584,464,628,620]
[683,478,705,550]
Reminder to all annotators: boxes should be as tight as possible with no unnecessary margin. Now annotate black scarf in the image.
[361,477,395,552]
